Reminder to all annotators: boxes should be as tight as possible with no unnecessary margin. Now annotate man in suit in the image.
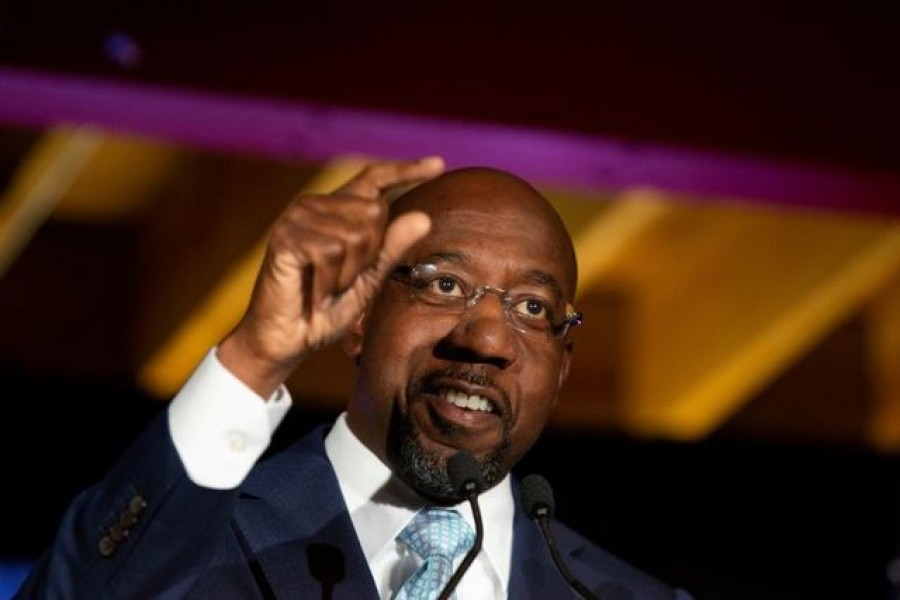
[17,158,691,599]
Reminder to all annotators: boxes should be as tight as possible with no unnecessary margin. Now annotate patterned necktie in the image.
[395,507,475,600]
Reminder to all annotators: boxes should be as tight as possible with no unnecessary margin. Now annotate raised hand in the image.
[217,157,444,397]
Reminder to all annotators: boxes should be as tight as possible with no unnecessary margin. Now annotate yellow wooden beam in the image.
[625,207,900,441]
[867,268,900,452]
[546,188,673,431]
[572,187,672,297]
[55,134,186,222]
[0,126,102,277]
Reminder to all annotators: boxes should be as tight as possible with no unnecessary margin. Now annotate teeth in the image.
[444,389,493,413]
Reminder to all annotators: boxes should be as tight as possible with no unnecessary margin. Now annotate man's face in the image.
[345,169,577,501]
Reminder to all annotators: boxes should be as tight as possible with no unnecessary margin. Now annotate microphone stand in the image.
[523,474,600,600]
[438,478,483,600]
[532,506,599,600]
[438,454,485,600]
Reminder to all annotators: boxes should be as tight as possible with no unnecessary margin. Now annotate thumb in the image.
[374,211,432,278]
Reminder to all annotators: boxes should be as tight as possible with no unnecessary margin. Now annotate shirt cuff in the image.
[167,348,292,489]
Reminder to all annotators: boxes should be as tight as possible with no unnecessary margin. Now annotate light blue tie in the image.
[395,507,475,600]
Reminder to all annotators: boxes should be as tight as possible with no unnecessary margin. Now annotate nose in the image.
[438,291,518,368]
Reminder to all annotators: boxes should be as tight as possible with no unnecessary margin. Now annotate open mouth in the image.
[412,368,509,436]
[418,367,507,417]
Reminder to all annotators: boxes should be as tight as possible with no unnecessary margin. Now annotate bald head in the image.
[390,167,578,298]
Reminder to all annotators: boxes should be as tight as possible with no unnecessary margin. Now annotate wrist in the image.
[217,329,296,399]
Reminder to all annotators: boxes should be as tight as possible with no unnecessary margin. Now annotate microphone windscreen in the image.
[447,451,483,496]
[521,474,555,518]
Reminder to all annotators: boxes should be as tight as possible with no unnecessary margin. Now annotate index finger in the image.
[335,156,445,199]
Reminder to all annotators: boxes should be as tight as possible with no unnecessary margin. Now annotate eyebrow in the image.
[521,269,564,301]
[419,252,565,301]
[420,251,466,265]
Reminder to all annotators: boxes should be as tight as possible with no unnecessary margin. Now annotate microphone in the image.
[521,474,600,600]
[437,451,485,600]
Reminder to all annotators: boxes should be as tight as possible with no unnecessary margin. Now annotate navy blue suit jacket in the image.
[17,416,690,599]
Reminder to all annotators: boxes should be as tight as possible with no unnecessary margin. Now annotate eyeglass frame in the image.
[388,263,583,339]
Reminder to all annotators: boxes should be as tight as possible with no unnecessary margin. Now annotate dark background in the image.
[3,4,900,173]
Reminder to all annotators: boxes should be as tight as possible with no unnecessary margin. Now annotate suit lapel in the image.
[508,491,581,598]
[232,426,379,600]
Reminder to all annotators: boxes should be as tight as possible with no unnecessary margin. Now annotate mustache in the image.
[424,366,498,388]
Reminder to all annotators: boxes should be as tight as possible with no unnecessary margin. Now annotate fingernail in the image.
[419,156,444,170]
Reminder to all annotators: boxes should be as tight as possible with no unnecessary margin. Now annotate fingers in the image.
[252,156,443,336]
[336,156,445,199]
[289,156,444,310]
[276,194,389,313]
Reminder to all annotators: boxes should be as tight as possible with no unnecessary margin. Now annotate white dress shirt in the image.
[168,349,513,598]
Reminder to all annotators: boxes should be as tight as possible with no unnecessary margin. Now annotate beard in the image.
[385,399,511,503]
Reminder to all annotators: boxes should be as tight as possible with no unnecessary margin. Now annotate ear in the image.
[554,341,574,403]
[342,311,368,360]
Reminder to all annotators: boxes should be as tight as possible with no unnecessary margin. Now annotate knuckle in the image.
[319,239,346,262]
[268,223,293,250]
[344,228,367,248]
[363,199,387,220]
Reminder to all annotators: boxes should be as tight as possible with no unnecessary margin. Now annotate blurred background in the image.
[2,4,900,598]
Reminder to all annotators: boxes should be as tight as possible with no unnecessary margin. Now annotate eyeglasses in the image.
[389,263,583,339]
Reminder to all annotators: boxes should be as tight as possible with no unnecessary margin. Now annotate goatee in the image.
[386,401,509,502]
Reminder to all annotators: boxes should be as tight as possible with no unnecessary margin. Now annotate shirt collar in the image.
[324,412,513,593]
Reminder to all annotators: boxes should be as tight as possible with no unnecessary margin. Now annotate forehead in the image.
[394,170,577,295]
